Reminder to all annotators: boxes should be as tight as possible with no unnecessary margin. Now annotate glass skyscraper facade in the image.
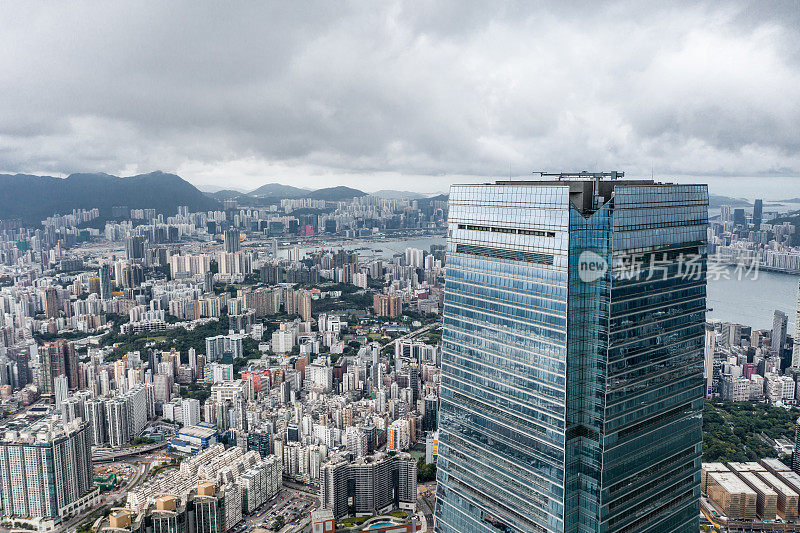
[434,175,708,533]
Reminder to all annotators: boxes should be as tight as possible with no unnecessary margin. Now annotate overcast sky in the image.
[1,1,799,195]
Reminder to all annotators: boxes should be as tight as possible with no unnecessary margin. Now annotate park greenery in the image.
[184,383,212,402]
[101,315,232,362]
[702,400,799,463]
[417,458,437,482]
[424,326,442,346]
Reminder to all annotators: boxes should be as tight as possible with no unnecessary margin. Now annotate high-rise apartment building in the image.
[85,398,106,446]
[205,333,244,362]
[296,290,312,321]
[44,287,59,319]
[54,374,69,408]
[0,416,95,525]
[434,174,708,533]
[125,236,145,260]
[793,418,800,475]
[373,293,402,317]
[320,452,417,519]
[773,310,788,355]
[224,229,241,253]
[87,276,101,296]
[720,204,732,223]
[99,263,112,300]
[182,398,201,427]
[105,397,129,447]
[793,279,800,368]
[39,340,77,395]
[705,323,717,398]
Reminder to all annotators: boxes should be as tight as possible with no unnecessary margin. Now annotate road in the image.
[92,441,167,462]
[381,322,440,349]
[63,460,152,532]
[417,483,436,531]
[240,487,319,533]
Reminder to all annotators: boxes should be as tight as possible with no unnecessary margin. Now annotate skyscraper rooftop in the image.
[435,174,708,532]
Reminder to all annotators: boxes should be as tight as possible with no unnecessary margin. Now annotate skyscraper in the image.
[224,229,241,253]
[44,287,59,319]
[720,204,732,223]
[40,340,77,395]
[423,395,438,432]
[792,277,800,368]
[753,198,763,229]
[125,236,145,260]
[99,263,112,300]
[733,208,746,226]
[434,173,708,533]
[773,310,788,355]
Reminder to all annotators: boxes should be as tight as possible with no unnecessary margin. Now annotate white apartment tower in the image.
[0,417,94,522]
[182,398,201,427]
[792,278,800,368]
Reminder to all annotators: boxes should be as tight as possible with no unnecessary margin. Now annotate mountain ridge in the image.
[0,171,220,224]
[248,183,310,198]
[305,186,366,201]
[370,190,427,200]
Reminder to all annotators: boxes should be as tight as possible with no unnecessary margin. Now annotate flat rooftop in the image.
[757,471,798,497]
[703,463,730,472]
[740,471,777,495]
[177,423,218,438]
[728,462,766,472]
[709,472,757,495]
[761,458,791,472]
[486,171,705,214]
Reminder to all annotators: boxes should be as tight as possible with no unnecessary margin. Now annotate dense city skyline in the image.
[2,2,800,532]
[0,171,797,532]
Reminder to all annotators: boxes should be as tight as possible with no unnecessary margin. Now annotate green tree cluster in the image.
[271,516,285,531]
[703,400,798,463]
[417,458,437,482]
[103,315,231,361]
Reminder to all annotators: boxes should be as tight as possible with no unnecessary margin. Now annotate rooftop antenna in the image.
[530,171,624,180]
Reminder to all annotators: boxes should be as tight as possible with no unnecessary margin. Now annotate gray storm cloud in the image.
[0,0,798,192]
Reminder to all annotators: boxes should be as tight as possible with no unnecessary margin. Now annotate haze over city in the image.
[1,1,800,194]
